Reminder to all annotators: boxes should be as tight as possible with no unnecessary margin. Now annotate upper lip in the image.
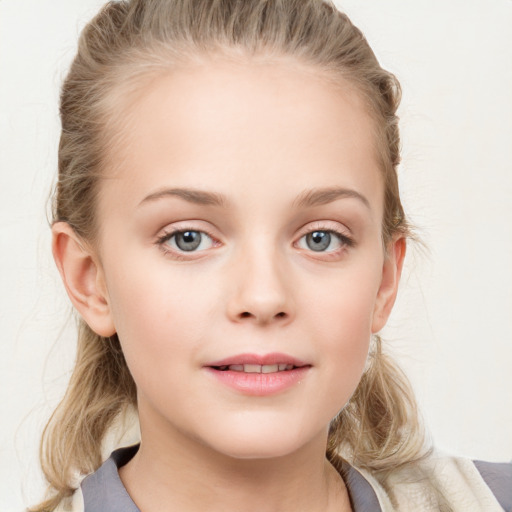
[205,352,309,368]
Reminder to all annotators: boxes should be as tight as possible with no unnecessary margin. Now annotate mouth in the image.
[204,353,311,395]
[211,363,300,373]
[205,353,309,373]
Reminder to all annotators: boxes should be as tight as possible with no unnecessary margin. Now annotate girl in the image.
[31,1,511,511]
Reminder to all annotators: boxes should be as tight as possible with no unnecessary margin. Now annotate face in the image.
[92,57,401,459]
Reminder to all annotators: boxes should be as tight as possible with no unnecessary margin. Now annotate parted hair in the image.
[33,1,431,510]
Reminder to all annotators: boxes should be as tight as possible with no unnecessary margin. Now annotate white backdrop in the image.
[1,0,511,509]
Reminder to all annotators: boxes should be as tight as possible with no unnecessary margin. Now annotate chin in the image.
[201,421,317,460]
[215,440,302,460]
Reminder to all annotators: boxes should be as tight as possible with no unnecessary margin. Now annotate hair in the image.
[33,1,433,510]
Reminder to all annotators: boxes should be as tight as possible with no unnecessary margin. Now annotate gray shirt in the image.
[81,445,512,511]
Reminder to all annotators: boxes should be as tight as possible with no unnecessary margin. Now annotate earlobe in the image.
[371,237,406,334]
[52,222,116,337]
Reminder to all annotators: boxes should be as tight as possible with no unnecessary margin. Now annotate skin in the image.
[53,57,405,512]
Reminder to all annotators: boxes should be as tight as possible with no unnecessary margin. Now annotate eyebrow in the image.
[293,186,371,210]
[139,186,370,210]
[139,188,229,207]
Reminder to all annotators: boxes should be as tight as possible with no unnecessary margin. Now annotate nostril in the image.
[240,312,252,318]
[276,312,286,318]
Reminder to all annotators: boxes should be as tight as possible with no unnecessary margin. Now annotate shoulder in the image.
[51,445,140,512]
[55,449,512,512]
[355,453,512,512]
[473,459,512,511]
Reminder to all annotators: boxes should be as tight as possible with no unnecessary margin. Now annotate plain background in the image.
[1,0,511,509]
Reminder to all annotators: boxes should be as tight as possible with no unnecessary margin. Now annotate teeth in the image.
[244,364,261,373]
[262,364,278,374]
[225,364,295,373]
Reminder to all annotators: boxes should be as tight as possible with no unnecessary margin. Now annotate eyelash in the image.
[294,224,355,259]
[155,225,355,259]
[156,227,219,260]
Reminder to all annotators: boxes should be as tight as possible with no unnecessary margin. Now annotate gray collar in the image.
[81,444,382,512]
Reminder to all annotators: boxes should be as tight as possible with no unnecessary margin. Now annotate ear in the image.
[371,236,406,334]
[52,222,116,337]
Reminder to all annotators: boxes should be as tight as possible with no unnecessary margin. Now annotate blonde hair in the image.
[34,1,431,510]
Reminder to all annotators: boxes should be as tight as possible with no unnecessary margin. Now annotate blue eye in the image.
[298,230,350,252]
[161,230,214,252]
[306,231,332,251]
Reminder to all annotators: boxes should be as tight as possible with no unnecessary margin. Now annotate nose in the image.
[226,244,294,326]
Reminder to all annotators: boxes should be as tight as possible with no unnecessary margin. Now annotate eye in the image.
[297,229,352,253]
[159,230,215,253]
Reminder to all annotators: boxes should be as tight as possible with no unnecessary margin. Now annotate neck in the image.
[119,411,351,512]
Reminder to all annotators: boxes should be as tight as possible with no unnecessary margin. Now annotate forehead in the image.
[99,57,383,216]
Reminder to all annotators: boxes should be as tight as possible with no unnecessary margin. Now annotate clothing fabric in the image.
[55,444,512,512]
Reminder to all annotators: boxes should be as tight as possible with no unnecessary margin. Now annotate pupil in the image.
[176,231,201,251]
[307,231,330,252]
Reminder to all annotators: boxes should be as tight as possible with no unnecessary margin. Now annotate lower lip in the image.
[204,367,311,396]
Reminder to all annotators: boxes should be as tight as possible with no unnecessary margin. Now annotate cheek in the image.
[315,292,373,376]
[104,256,218,378]
[301,259,382,398]
[304,257,381,340]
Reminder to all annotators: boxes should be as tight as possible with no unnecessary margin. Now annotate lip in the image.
[205,352,308,367]
[204,352,311,396]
